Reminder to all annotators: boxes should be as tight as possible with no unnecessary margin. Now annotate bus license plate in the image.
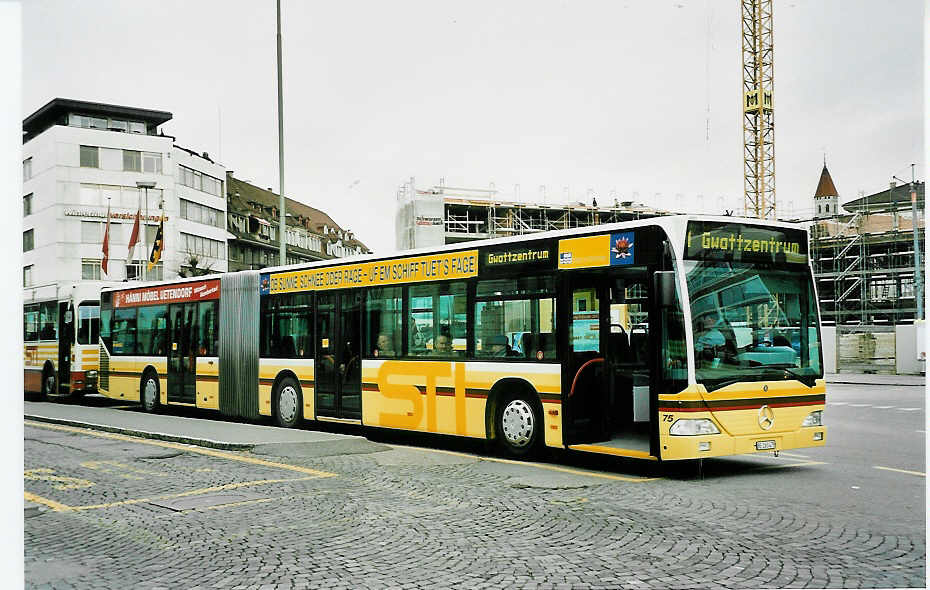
[755,440,776,451]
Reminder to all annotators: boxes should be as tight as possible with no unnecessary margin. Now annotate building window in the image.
[23,158,32,181]
[181,232,226,260]
[23,193,32,217]
[179,165,223,196]
[69,114,147,134]
[81,221,106,244]
[123,150,142,172]
[82,258,102,280]
[142,152,162,174]
[80,145,99,168]
[127,260,163,281]
[23,265,33,287]
[23,229,34,252]
[180,199,224,228]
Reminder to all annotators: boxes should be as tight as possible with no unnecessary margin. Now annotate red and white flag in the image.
[127,207,141,259]
[101,204,111,275]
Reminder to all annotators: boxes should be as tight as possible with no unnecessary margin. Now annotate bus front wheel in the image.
[274,376,302,429]
[495,392,540,458]
[141,370,160,413]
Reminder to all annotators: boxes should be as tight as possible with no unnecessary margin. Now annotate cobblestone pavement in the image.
[25,422,925,589]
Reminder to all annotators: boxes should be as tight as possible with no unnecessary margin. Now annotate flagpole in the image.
[144,187,148,281]
[136,181,156,281]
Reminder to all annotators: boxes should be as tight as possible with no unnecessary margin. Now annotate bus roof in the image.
[100,214,808,293]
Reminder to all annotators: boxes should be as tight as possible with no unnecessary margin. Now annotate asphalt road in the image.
[24,382,925,589]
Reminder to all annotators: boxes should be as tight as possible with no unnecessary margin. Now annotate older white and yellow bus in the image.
[97,215,826,460]
[24,281,109,399]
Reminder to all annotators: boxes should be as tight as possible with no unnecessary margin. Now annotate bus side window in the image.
[24,304,39,342]
[39,301,58,340]
[365,287,402,358]
[474,276,556,361]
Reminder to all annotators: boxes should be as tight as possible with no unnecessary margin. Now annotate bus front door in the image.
[564,272,653,453]
[564,277,609,443]
[167,303,197,404]
[315,290,362,420]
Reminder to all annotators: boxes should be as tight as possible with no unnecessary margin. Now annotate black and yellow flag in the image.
[147,219,164,270]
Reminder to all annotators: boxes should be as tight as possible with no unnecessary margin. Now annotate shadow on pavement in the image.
[31,395,821,481]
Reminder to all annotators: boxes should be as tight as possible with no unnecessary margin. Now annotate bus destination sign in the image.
[684,220,807,264]
[478,241,556,275]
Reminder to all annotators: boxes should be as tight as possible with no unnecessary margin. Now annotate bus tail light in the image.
[801,410,823,427]
[669,418,720,436]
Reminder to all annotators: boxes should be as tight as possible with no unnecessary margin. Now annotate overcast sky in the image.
[21,0,925,253]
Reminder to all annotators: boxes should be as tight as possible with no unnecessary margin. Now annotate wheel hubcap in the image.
[143,378,157,408]
[501,399,535,448]
[279,386,298,424]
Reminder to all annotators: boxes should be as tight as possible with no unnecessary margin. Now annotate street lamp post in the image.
[276,0,286,265]
[136,181,156,281]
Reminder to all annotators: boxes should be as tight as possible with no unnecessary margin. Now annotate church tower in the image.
[813,163,839,219]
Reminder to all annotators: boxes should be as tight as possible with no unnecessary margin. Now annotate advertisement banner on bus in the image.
[558,231,637,270]
[112,279,220,308]
[262,250,479,295]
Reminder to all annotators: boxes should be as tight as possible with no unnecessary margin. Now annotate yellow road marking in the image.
[25,476,316,512]
[398,445,660,482]
[24,491,72,512]
[24,468,95,490]
[873,465,925,477]
[180,497,276,513]
[24,420,336,478]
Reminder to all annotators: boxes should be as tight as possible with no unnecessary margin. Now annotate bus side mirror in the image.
[654,271,677,308]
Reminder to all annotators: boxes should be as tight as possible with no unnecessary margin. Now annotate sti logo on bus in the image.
[610,232,635,266]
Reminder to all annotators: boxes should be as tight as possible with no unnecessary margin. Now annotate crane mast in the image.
[741,0,776,219]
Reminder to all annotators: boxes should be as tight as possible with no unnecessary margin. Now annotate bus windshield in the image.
[685,261,822,391]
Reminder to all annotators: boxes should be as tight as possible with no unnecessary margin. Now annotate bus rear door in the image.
[314,290,362,420]
[168,303,197,404]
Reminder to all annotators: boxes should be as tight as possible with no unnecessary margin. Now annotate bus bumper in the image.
[661,427,827,461]
[70,370,98,391]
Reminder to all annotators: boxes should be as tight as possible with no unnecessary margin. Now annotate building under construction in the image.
[395,178,673,250]
[808,165,925,326]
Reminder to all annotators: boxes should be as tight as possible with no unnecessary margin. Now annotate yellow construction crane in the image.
[741,0,776,219]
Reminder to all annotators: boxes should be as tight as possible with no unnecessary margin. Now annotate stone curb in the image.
[24,414,255,451]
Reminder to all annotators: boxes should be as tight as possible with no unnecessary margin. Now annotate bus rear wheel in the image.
[141,370,160,413]
[495,392,540,458]
[274,376,302,428]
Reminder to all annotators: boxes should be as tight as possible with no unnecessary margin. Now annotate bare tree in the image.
[177,250,215,277]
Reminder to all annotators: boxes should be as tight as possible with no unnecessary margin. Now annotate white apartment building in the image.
[22,98,228,290]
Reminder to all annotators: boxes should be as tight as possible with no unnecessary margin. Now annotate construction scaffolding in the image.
[810,181,925,327]
[396,179,675,249]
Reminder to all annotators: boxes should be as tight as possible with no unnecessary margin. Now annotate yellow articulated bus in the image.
[24,281,109,399]
[98,215,826,460]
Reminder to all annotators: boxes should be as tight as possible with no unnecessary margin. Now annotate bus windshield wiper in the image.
[765,364,815,387]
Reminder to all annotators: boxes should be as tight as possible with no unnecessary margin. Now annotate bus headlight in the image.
[669,418,720,436]
[801,410,823,427]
